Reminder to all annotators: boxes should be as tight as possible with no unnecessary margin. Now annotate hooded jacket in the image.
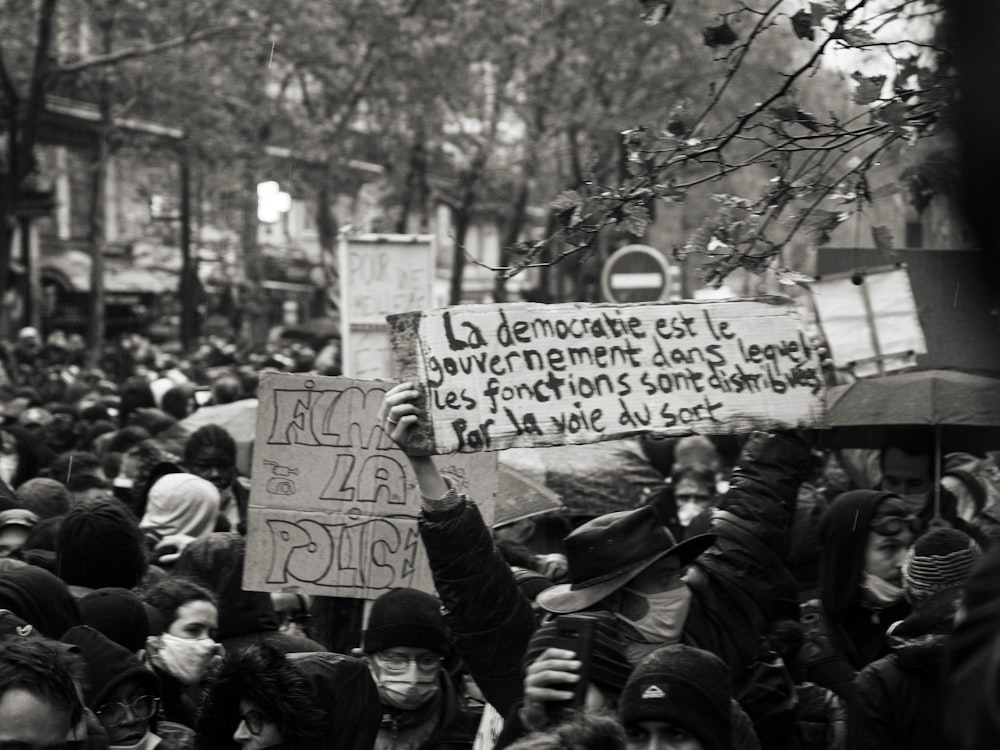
[850,587,962,750]
[197,643,334,750]
[798,490,911,700]
[0,563,82,638]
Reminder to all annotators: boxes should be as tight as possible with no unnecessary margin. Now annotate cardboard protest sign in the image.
[339,234,434,379]
[243,373,497,599]
[388,297,827,455]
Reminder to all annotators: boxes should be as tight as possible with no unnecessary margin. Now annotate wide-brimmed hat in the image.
[536,505,714,614]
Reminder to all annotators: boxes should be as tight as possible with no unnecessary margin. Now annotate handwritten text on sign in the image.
[242,373,496,599]
[389,298,827,454]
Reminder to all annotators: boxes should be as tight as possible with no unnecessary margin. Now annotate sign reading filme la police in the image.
[389,297,827,455]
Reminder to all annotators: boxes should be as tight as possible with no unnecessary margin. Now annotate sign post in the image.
[600,244,674,303]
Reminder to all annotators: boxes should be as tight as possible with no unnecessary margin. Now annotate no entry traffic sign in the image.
[600,244,673,303]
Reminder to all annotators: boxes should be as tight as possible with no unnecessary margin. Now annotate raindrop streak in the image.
[268,41,275,69]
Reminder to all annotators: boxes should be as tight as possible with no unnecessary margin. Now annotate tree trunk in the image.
[86,91,111,366]
[314,179,339,318]
[179,147,199,351]
[241,161,267,353]
[494,178,530,303]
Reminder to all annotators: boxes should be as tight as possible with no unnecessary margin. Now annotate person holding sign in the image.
[379,382,812,748]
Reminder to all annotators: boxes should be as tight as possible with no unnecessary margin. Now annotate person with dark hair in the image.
[171,532,325,655]
[851,528,983,750]
[160,387,192,422]
[119,377,157,429]
[0,636,84,750]
[44,451,112,505]
[360,587,479,750]
[63,625,193,750]
[209,373,243,405]
[197,641,325,750]
[139,576,221,729]
[15,477,72,518]
[56,499,149,595]
[183,425,247,532]
[797,491,919,701]
[642,465,718,541]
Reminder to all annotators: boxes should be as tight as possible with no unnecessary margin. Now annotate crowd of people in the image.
[1,328,1000,750]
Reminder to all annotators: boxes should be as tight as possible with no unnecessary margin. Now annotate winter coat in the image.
[372,669,478,750]
[797,491,911,702]
[418,431,811,721]
[849,588,962,750]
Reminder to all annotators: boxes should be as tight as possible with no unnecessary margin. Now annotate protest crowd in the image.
[1,322,1000,750]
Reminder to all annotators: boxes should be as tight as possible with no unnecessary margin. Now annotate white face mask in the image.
[369,663,440,712]
[861,572,905,607]
[677,501,704,528]
[148,633,220,685]
[0,452,18,485]
[614,584,692,663]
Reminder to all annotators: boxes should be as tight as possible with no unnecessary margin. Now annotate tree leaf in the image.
[791,10,815,41]
[851,72,886,105]
[638,0,673,26]
[703,22,738,48]
[550,190,583,214]
[622,203,651,237]
[835,27,875,48]
[871,225,893,253]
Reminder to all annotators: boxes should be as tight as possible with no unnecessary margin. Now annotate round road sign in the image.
[600,244,673,303]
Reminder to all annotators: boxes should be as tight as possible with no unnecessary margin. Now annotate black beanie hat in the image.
[56,500,148,590]
[62,625,160,709]
[363,588,451,655]
[619,644,733,750]
[79,587,152,653]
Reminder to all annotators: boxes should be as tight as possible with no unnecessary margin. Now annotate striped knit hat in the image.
[901,528,982,602]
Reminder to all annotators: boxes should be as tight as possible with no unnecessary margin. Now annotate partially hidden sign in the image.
[243,373,497,599]
[388,297,827,455]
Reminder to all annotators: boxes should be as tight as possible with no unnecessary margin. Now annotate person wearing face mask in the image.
[139,576,223,729]
[796,491,920,704]
[361,588,479,750]
[62,625,193,750]
[642,465,719,541]
[380,383,812,749]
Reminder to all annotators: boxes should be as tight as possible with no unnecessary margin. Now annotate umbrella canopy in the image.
[824,369,1000,453]
[494,464,566,528]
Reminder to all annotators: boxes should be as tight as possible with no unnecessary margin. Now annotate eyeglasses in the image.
[375,652,444,673]
[870,513,922,536]
[276,611,311,628]
[95,695,159,727]
[239,710,267,736]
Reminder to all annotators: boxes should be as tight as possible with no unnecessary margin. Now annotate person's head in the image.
[901,527,982,605]
[79,588,153,653]
[61,625,161,746]
[140,577,220,686]
[270,592,312,639]
[139,472,220,541]
[618,645,732,750]
[0,637,82,750]
[56,499,148,590]
[673,436,721,475]
[184,425,238,493]
[880,432,935,513]
[506,712,626,750]
[140,576,218,638]
[14,478,72,519]
[669,465,717,528]
[0,508,39,557]
[819,490,919,620]
[197,642,327,750]
[535,506,714,660]
[362,588,451,712]
[160,387,191,421]
[210,374,243,405]
[44,451,107,491]
[0,564,82,639]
